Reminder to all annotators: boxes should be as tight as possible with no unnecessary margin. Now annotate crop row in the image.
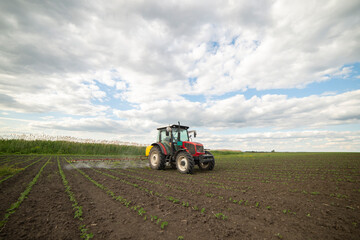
[8,156,37,168]
[57,158,93,239]
[91,167,229,221]
[118,168,318,218]
[0,157,45,184]
[132,165,357,205]
[65,159,169,230]
[0,158,50,230]
[0,156,19,165]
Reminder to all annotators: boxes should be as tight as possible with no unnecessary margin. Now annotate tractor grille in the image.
[196,145,204,153]
[184,142,196,155]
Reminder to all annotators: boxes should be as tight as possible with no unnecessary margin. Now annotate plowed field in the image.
[0,153,359,239]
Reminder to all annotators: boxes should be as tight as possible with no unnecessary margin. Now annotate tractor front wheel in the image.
[149,146,166,170]
[176,151,194,174]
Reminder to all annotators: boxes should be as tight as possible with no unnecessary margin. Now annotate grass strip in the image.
[0,139,145,155]
[0,157,51,230]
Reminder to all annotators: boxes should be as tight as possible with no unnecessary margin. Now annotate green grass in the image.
[0,139,145,156]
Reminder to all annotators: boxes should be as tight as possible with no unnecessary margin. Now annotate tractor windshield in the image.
[172,128,189,142]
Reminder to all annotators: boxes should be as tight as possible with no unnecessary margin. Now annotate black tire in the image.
[149,146,166,170]
[199,151,215,170]
[176,151,195,174]
[170,161,177,169]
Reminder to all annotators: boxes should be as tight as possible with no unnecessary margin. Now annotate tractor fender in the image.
[145,145,153,156]
[151,143,168,155]
[173,149,188,161]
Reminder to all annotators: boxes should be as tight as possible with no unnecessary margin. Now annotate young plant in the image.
[160,221,168,229]
[214,212,228,220]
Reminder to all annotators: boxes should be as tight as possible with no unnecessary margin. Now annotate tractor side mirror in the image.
[166,126,171,136]
[189,130,197,138]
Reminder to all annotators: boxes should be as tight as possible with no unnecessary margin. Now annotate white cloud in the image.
[1,0,359,108]
[0,73,108,115]
[197,130,360,152]
[114,90,360,129]
[29,117,157,134]
[0,0,359,151]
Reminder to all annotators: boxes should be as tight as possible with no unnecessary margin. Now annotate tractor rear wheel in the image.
[199,151,215,170]
[149,146,166,170]
[176,151,194,174]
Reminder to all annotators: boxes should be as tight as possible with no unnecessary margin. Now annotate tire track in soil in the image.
[0,157,79,240]
[0,156,45,215]
[80,167,260,240]
[63,159,175,240]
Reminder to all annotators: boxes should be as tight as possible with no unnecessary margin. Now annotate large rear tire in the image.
[176,151,194,174]
[149,146,166,170]
[199,151,215,170]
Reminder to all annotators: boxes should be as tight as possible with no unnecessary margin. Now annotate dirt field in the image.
[0,153,359,239]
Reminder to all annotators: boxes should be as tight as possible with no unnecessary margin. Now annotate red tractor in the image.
[145,123,215,174]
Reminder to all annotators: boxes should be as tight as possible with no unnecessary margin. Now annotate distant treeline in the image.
[0,139,146,156]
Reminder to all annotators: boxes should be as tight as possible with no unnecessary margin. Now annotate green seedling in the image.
[214,212,227,220]
[160,221,168,229]
[138,208,146,216]
[182,201,189,207]
[274,233,283,239]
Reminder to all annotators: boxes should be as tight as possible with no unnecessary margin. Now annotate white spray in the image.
[65,160,149,170]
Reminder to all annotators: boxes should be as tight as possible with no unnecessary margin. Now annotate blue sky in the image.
[0,0,359,151]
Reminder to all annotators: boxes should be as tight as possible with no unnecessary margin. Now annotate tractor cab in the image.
[146,123,215,174]
[157,124,189,153]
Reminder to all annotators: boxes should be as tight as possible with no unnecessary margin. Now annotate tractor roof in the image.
[157,124,189,130]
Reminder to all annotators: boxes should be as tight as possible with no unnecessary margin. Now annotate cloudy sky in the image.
[0,0,360,151]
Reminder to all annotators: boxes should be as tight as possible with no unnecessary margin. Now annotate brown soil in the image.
[0,157,79,239]
[0,156,44,214]
[0,153,359,240]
